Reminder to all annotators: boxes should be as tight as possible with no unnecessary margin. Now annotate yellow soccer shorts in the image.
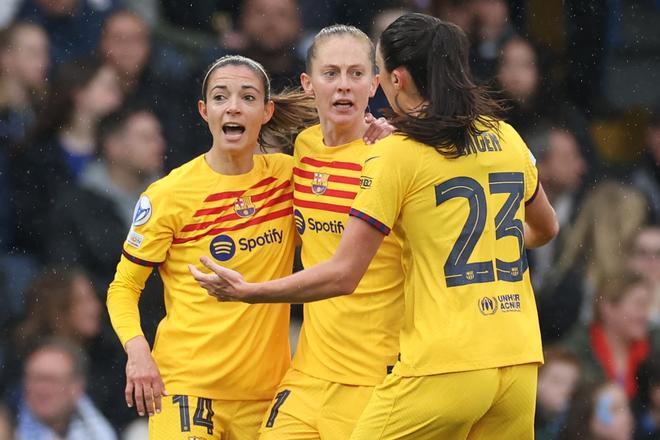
[350,363,539,440]
[149,394,271,440]
[259,369,376,440]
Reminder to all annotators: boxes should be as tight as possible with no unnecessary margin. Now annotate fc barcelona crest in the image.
[311,172,329,195]
[234,196,256,218]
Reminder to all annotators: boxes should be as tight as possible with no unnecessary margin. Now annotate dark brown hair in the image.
[201,55,318,152]
[379,13,504,157]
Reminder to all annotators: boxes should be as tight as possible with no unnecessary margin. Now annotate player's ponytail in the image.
[379,13,504,157]
[259,89,318,153]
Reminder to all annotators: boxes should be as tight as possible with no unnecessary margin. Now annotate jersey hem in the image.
[392,354,544,377]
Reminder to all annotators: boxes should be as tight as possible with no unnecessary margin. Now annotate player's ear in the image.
[301,72,314,97]
[198,99,208,123]
[262,100,275,124]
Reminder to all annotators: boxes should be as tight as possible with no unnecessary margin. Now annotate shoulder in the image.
[144,155,205,199]
[260,153,294,177]
[294,124,322,152]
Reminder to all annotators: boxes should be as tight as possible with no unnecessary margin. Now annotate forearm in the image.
[107,256,153,347]
[246,256,357,303]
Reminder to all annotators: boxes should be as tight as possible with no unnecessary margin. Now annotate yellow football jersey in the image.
[107,153,295,400]
[292,125,404,385]
[350,121,543,377]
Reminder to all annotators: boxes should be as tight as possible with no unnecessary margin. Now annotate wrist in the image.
[125,335,149,355]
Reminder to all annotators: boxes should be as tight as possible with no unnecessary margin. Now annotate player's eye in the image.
[243,94,256,101]
[213,94,226,102]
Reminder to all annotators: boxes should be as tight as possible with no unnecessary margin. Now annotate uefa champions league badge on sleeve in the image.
[132,195,152,227]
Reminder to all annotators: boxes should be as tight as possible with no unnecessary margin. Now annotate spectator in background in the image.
[524,123,587,292]
[15,337,116,440]
[7,267,130,430]
[428,0,476,33]
[0,21,49,254]
[627,224,660,326]
[0,403,13,440]
[15,0,117,67]
[560,381,634,440]
[562,272,657,399]
[470,0,514,81]
[632,111,660,222]
[496,35,598,166]
[47,105,165,290]
[99,9,192,169]
[0,21,49,147]
[535,346,582,440]
[225,0,305,92]
[538,182,648,342]
[10,57,122,261]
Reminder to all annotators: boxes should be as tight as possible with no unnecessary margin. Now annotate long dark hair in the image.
[379,13,504,157]
[201,55,318,152]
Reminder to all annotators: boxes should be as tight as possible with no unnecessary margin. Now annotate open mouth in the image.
[332,99,354,110]
[222,123,246,135]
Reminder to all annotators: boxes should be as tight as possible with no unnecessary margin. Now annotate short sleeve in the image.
[122,182,175,266]
[350,138,415,235]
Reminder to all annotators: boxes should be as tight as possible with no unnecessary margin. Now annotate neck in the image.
[45,414,72,436]
[206,144,254,175]
[320,116,367,147]
[107,164,144,193]
[60,111,96,154]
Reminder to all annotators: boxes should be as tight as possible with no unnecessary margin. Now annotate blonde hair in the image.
[554,181,648,285]
[305,24,376,74]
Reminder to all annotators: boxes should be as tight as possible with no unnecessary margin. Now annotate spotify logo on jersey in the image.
[210,235,236,261]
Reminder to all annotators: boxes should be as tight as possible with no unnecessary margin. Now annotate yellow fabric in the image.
[149,394,271,440]
[291,124,404,385]
[350,122,543,377]
[259,369,375,440]
[350,364,538,440]
[107,154,295,400]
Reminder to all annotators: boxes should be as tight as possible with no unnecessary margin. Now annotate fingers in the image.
[363,124,377,145]
[199,255,225,275]
[125,380,134,408]
[364,112,375,124]
[153,379,168,414]
[133,381,146,416]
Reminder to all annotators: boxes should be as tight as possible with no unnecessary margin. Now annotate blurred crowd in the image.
[0,0,658,439]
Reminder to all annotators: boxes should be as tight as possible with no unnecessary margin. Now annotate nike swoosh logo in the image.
[364,156,380,163]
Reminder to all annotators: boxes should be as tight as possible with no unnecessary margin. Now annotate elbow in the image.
[538,217,560,246]
[332,263,361,296]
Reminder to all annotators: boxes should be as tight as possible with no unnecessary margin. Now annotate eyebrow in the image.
[210,84,261,93]
[320,63,367,69]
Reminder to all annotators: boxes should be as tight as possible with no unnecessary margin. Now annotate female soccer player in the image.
[106,55,318,439]
[258,25,404,439]
[193,14,559,440]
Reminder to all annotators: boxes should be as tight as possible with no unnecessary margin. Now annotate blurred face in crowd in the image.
[538,130,587,195]
[24,348,83,428]
[68,274,101,340]
[628,227,660,285]
[601,282,652,343]
[2,24,50,91]
[108,111,165,176]
[473,0,509,40]
[537,359,580,416]
[497,38,538,103]
[100,12,150,82]
[37,0,79,16]
[241,0,301,53]
[74,64,122,119]
[590,384,634,440]
[302,35,377,132]
[431,0,475,33]
[199,64,273,155]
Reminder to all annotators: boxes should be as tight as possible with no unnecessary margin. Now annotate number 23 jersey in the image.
[350,121,543,376]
